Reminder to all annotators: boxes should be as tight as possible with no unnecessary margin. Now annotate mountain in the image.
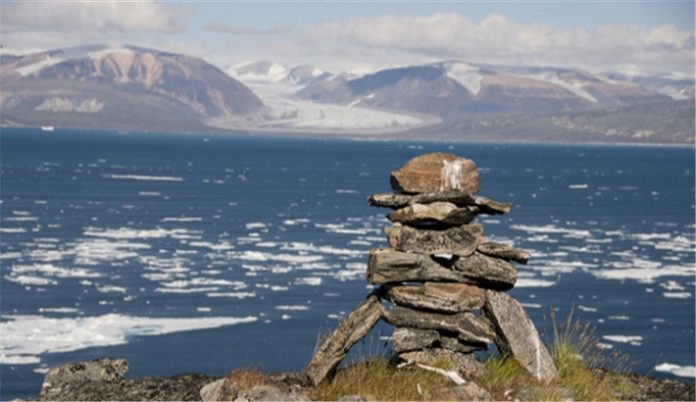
[297,61,675,118]
[1,44,263,132]
[227,60,331,86]
[408,99,694,144]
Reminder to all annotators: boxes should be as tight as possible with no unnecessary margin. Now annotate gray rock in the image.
[484,290,558,383]
[387,202,477,226]
[200,378,238,401]
[478,242,530,264]
[305,292,384,386]
[367,248,517,289]
[439,334,483,354]
[385,223,483,256]
[390,153,480,194]
[40,357,128,400]
[436,382,492,401]
[392,327,440,353]
[368,191,512,214]
[383,306,494,345]
[236,385,310,402]
[385,282,485,313]
[517,387,575,401]
[399,348,484,378]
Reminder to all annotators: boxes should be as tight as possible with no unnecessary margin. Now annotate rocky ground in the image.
[27,357,695,401]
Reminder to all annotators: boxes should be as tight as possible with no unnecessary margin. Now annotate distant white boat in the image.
[40,126,55,132]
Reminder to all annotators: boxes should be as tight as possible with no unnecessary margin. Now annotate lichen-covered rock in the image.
[399,348,484,378]
[385,223,483,256]
[200,378,238,401]
[385,282,485,313]
[436,382,492,401]
[369,192,511,214]
[390,153,479,194]
[391,327,440,353]
[39,358,129,400]
[384,306,495,345]
[367,248,517,289]
[484,290,558,383]
[387,202,477,226]
[477,242,530,264]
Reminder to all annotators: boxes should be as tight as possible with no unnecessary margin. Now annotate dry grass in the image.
[307,358,451,401]
[225,368,268,391]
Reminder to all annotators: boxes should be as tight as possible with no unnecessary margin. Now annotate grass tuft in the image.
[307,358,451,401]
[225,368,268,391]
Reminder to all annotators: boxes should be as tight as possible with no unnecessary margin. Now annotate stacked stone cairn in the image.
[305,153,558,388]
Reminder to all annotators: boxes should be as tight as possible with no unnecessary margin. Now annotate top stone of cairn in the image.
[390,153,480,194]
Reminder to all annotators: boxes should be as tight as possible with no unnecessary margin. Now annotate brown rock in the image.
[478,242,530,264]
[390,153,480,194]
[305,292,384,386]
[399,348,484,378]
[368,191,511,214]
[439,334,483,354]
[385,224,483,256]
[385,282,485,313]
[367,248,517,289]
[383,306,495,345]
[391,327,440,353]
[483,290,558,383]
[387,202,477,226]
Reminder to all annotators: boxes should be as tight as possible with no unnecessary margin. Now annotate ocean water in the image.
[1,128,694,398]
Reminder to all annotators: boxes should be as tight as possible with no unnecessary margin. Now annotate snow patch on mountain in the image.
[444,62,482,95]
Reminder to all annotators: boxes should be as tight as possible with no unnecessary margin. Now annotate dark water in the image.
[1,128,694,399]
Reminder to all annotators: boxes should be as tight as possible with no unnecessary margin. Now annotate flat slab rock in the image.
[367,248,517,290]
[478,242,530,264]
[387,202,477,226]
[384,305,495,345]
[484,290,558,383]
[390,153,480,194]
[368,191,512,215]
[391,327,484,354]
[305,292,384,385]
[385,223,483,256]
[385,282,485,313]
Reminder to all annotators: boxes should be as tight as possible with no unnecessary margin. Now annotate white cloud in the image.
[4,1,191,34]
[298,13,695,77]
[1,1,193,54]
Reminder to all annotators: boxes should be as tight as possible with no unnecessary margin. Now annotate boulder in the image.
[305,293,384,386]
[399,348,484,378]
[40,357,128,400]
[484,290,558,383]
[200,378,237,401]
[367,248,517,289]
[383,306,495,345]
[385,282,485,313]
[385,224,483,256]
[387,202,476,226]
[369,191,511,214]
[390,153,479,194]
[391,327,440,353]
[439,334,483,354]
[477,242,530,264]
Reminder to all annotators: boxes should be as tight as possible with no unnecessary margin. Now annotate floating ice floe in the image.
[0,313,257,365]
[654,363,696,378]
[275,305,309,311]
[602,335,642,346]
[102,174,183,182]
[515,278,556,288]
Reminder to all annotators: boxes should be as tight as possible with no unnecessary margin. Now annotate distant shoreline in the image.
[2,125,695,148]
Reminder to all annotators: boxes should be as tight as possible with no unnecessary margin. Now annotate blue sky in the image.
[3,1,694,77]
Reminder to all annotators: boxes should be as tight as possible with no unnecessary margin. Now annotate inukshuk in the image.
[305,153,558,386]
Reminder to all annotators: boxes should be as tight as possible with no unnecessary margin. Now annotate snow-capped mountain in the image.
[297,61,674,118]
[227,60,331,86]
[1,44,263,131]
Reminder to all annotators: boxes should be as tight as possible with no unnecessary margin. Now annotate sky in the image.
[2,1,694,78]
